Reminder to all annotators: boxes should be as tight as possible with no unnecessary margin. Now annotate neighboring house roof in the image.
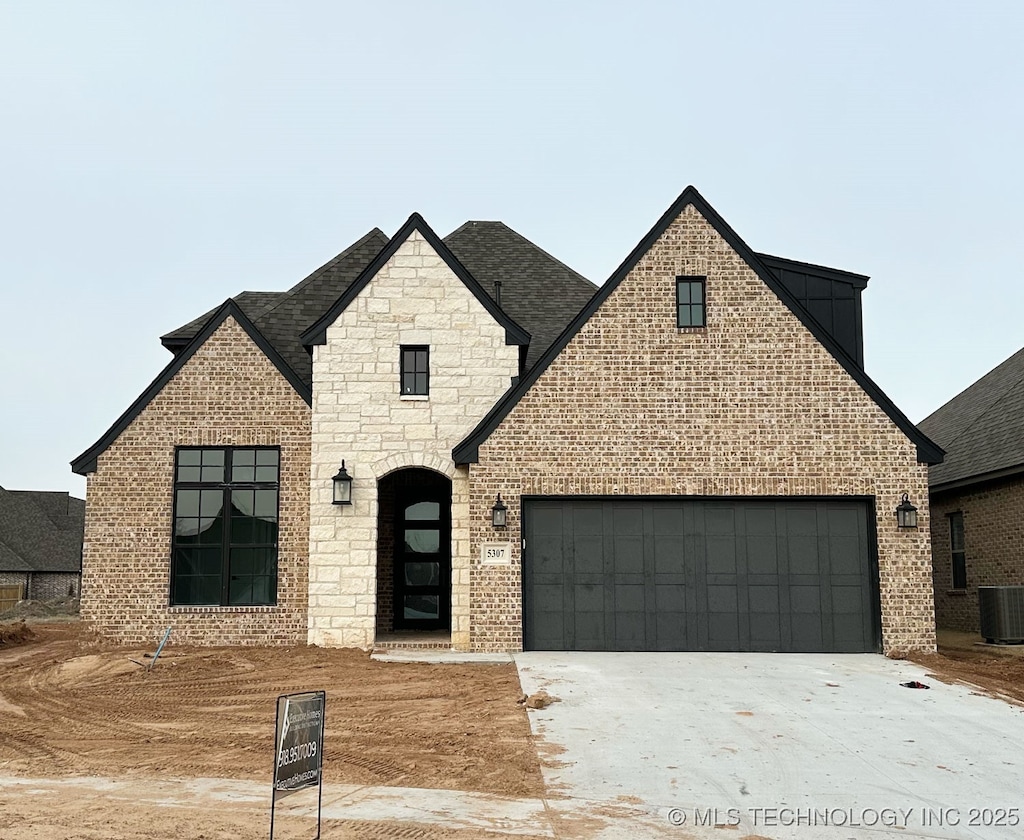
[71,299,308,475]
[300,213,532,349]
[918,346,1024,492]
[443,221,598,369]
[454,185,944,466]
[0,486,85,574]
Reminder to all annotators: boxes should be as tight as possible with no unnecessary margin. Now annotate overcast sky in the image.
[2,2,1022,496]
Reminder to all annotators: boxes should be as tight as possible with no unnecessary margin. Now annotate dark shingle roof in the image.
[0,487,85,573]
[162,222,596,383]
[443,222,597,369]
[160,231,389,387]
[251,229,391,385]
[918,346,1024,490]
[161,291,284,348]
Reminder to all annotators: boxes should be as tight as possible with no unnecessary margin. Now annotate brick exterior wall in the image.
[930,476,1024,632]
[309,230,520,650]
[80,317,311,645]
[466,203,935,655]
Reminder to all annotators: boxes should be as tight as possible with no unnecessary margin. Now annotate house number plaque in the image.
[480,542,512,565]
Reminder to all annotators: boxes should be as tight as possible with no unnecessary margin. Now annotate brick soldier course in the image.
[73,186,943,654]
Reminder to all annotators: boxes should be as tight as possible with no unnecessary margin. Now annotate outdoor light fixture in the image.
[491,493,508,528]
[332,461,353,506]
[895,493,918,529]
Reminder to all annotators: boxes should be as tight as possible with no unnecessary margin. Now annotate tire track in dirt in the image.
[0,622,544,798]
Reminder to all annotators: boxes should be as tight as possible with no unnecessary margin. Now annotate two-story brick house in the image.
[72,186,943,654]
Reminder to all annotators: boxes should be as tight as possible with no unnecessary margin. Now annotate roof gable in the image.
[71,301,309,475]
[300,214,531,348]
[454,186,943,465]
[919,345,1024,490]
[160,229,390,385]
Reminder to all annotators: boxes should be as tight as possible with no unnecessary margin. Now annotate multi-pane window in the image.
[949,512,967,590]
[401,346,429,396]
[171,447,280,606]
[676,276,706,328]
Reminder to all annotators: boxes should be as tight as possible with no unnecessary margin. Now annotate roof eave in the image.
[930,462,1024,495]
[454,186,945,466]
[71,300,311,476]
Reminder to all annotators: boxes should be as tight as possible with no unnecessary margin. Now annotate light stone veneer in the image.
[308,230,520,649]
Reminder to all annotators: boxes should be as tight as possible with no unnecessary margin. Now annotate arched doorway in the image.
[376,468,452,633]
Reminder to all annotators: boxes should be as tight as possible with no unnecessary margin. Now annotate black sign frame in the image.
[270,690,326,840]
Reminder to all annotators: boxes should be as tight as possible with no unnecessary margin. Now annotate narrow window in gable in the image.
[676,277,706,328]
[401,346,429,396]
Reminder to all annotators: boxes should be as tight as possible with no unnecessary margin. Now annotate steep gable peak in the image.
[71,299,309,476]
[300,212,530,348]
[453,185,943,466]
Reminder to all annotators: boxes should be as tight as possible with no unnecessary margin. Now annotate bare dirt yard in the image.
[0,620,549,840]
[4,617,1023,840]
[908,629,1024,705]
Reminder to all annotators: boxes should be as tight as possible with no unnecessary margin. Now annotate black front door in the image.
[394,476,451,630]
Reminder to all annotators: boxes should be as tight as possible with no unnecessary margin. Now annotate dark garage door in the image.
[523,499,879,653]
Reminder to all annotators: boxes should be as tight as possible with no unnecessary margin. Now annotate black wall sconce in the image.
[895,493,918,529]
[491,493,507,528]
[332,461,353,506]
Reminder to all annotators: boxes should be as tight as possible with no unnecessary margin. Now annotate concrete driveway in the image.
[515,652,1024,840]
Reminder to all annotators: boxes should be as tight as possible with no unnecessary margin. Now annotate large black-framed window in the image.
[171,447,280,606]
[949,511,967,591]
[676,276,706,328]
[401,345,429,396]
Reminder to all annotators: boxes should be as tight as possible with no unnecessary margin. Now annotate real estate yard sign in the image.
[270,690,325,840]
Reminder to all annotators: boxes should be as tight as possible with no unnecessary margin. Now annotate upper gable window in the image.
[401,346,429,397]
[676,277,706,328]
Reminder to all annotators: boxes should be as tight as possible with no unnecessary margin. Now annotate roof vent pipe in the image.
[494,280,502,307]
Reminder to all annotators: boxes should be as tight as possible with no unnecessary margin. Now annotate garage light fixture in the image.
[332,461,353,506]
[491,494,508,528]
[895,493,918,529]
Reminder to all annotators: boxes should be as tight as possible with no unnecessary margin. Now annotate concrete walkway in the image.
[515,652,1024,839]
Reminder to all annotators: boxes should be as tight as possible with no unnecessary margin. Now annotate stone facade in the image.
[466,203,935,655]
[930,477,1024,632]
[80,317,311,645]
[308,230,520,649]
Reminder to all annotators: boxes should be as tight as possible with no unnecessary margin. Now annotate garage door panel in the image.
[829,536,863,574]
[790,614,824,650]
[827,507,862,535]
[708,613,741,648]
[705,536,737,572]
[523,498,878,652]
[653,535,686,573]
[788,536,820,574]
[748,584,780,613]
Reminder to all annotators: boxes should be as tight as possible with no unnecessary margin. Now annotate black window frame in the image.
[170,446,281,607]
[401,345,430,396]
[949,511,967,591]
[676,276,707,328]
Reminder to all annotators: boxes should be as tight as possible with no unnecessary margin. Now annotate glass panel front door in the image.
[394,478,451,630]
